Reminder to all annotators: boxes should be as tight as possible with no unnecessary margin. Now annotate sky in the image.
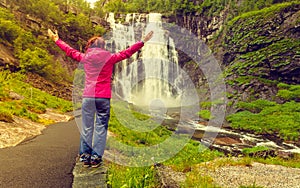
[85,0,98,5]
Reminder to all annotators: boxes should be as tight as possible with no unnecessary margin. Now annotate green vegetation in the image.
[253,154,300,168]
[225,38,299,78]
[228,1,297,27]
[100,0,294,16]
[0,8,21,43]
[277,83,300,100]
[107,101,222,186]
[1,0,107,82]
[222,2,300,144]
[227,99,300,141]
[242,146,270,155]
[183,174,217,188]
[0,71,72,123]
[222,2,299,97]
[109,101,172,146]
[198,110,212,120]
[104,101,297,186]
[227,82,300,141]
[108,165,157,188]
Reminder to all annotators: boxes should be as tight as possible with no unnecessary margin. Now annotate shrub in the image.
[19,47,51,76]
[237,99,277,113]
[276,83,300,100]
[14,31,37,57]
[198,110,212,120]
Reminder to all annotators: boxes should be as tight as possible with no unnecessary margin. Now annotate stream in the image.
[189,120,300,156]
[150,107,300,158]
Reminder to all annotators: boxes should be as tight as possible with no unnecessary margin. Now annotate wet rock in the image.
[214,137,241,146]
[276,150,295,160]
[248,149,277,159]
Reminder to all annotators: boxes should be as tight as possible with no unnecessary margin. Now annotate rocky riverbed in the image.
[161,107,300,159]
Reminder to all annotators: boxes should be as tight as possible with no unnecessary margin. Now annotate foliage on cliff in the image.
[215,2,300,141]
[220,2,299,101]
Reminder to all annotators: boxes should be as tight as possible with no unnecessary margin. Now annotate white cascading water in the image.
[106,13,181,107]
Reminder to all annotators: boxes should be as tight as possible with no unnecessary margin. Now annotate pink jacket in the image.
[56,39,144,98]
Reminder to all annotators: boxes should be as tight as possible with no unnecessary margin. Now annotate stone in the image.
[9,91,24,100]
[72,162,108,188]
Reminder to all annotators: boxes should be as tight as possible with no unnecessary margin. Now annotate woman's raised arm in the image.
[48,29,83,62]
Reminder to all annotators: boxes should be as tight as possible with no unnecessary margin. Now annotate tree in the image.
[104,0,126,13]
[13,31,36,57]
[93,0,107,17]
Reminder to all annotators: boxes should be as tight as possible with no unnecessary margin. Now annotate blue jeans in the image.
[79,98,110,157]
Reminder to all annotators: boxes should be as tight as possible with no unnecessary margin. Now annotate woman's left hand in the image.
[48,29,59,42]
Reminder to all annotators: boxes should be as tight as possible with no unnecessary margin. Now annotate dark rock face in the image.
[163,3,299,105]
[163,9,229,42]
[222,3,300,103]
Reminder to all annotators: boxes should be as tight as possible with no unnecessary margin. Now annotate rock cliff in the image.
[165,2,299,107]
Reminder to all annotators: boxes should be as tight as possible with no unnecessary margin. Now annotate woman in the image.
[48,29,153,167]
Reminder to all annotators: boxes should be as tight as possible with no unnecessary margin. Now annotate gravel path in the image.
[200,162,300,188]
[157,158,300,187]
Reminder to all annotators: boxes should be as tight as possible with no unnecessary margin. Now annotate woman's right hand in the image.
[48,29,59,42]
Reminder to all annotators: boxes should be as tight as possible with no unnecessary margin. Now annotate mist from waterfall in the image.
[106,13,181,108]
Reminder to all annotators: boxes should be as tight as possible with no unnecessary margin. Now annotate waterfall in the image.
[106,13,181,107]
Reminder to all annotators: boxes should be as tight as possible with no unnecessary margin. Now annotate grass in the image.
[107,101,222,187]
[227,83,300,141]
[242,146,270,155]
[198,110,212,120]
[0,71,72,123]
[253,154,300,168]
[227,100,300,141]
[107,165,157,188]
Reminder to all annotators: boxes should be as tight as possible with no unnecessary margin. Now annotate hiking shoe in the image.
[79,154,91,167]
[91,155,102,168]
